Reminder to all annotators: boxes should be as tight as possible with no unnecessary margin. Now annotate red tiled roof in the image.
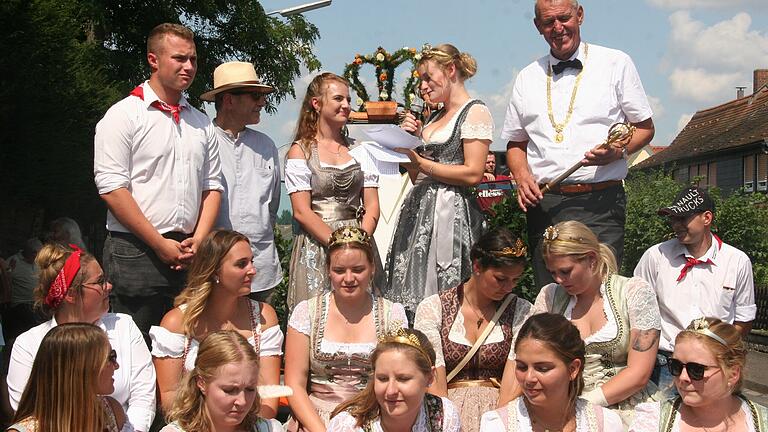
[635,85,768,169]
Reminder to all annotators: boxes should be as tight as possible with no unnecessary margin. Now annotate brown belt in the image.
[541,180,622,195]
[447,379,500,389]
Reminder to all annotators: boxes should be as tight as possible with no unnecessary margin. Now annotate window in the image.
[744,154,755,192]
[708,161,717,187]
[758,153,767,192]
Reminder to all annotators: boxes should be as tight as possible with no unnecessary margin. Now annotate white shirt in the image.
[7,314,156,432]
[214,124,282,292]
[501,42,653,183]
[149,300,284,370]
[634,234,756,352]
[480,397,623,432]
[284,158,379,194]
[94,81,223,234]
[630,400,758,431]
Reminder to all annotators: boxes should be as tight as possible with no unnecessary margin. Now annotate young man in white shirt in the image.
[502,0,656,286]
[634,186,755,392]
[201,62,283,303]
[94,23,222,340]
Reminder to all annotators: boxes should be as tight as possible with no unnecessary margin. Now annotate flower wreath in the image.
[342,45,425,110]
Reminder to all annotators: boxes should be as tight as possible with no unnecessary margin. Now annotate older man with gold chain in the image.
[502,0,655,285]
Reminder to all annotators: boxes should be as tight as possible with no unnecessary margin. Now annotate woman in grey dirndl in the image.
[382,43,492,315]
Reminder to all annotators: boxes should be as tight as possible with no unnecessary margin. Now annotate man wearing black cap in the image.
[634,186,755,392]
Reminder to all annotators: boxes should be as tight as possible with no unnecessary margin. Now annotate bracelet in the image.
[428,163,435,177]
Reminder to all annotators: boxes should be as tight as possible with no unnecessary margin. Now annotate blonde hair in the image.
[13,323,112,432]
[419,44,477,80]
[174,230,250,337]
[676,318,747,393]
[166,330,262,431]
[292,72,350,158]
[34,243,95,317]
[331,329,435,427]
[147,23,194,55]
[541,220,617,280]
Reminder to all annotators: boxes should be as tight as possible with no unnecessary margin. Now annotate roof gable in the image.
[636,84,768,169]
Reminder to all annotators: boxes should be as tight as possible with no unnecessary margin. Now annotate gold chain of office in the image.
[546,42,589,144]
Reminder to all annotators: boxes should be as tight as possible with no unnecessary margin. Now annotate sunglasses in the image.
[229,91,267,101]
[667,358,720,381]
[107,349,118,365]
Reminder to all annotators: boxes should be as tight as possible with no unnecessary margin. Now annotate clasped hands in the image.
[156,237,198,271]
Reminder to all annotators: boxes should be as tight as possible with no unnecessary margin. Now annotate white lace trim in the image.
[628,400,756,432]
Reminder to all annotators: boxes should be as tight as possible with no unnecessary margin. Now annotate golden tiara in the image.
[542,226,584,243]
[378,326,433,366]
[490,238,527,258]
[420,43,452,59]
[328,226,371,248]
[688,317,728,346]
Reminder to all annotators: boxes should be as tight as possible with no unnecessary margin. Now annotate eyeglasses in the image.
[83,277,108,295]
[667,358,720,381]
[107,349,118,365]
[229,91,267,101]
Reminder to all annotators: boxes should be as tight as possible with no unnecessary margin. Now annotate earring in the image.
[213,276,220,284]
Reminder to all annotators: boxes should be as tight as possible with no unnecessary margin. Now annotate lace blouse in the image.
[532,276,660,343]
[326,397,461,432]
[288,295,408,354]
[629,400,758,431]
[149,300,283,370]
[285,158,378,193]
[414,293,533,367]
[479,397,623,432]
[423,102,494,144]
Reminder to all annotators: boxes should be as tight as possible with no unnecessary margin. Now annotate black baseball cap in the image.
[657,186,715,217]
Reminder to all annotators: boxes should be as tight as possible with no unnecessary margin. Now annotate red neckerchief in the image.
[45,245,82,308]
[130,85,184,124]
[677,233,723,282]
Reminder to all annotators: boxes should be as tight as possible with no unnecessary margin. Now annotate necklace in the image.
[526,399,574,432]
[546,43,588,144]
[463,284,486,329]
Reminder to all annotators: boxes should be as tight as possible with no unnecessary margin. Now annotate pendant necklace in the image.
[464,285,486,329]
[546,42,588,144]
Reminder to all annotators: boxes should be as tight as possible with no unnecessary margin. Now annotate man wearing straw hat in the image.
[202,62,282,303]
[94,23,223,341]
[501,0,656,285]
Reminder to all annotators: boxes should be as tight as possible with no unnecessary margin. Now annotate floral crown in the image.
[328,226,371,248]
[542,226,584,244]
[687,317,728,346]
[378,326,432,366]
[490,238,527,258]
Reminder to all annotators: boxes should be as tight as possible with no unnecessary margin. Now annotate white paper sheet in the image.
[359,124,423,150]
[349,142,403,175]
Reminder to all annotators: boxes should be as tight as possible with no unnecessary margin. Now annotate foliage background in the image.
[0,0,320,251]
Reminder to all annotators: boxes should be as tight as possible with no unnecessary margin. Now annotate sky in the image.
[246,0,768,212]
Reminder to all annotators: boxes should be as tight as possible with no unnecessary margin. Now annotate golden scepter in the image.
[540,122,636,194]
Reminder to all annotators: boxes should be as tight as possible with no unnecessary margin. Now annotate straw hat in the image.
[200,61,274,102]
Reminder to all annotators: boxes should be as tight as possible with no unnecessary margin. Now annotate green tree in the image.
[0,0,320,240]
[277,209,293,225]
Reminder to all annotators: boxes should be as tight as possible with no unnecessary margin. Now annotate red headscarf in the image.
[45,244,82,309]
